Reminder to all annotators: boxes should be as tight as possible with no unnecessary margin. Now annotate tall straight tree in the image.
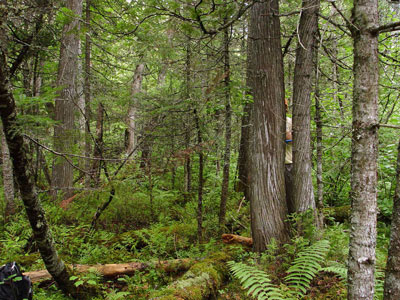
[347,0,379,299]
[291,0,320,213]
[218,19,232,232]
[248,0,289,251]
[52,0,82,199]
[384,138,400,299]
[126,63,144,155]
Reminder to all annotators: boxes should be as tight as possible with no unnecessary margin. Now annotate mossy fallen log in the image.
[24,259,193,283]
[150,251,231,300]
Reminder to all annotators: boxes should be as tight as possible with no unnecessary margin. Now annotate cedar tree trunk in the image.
[292,0,319,213]
[248,0,289,251]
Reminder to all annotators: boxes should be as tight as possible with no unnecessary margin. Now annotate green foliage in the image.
[321,262,385,300]
[228,240,330,299]
[284,240,330,297]
[228,261,287,300]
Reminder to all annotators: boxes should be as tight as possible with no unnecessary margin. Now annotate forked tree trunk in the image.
[383,138,400,299]
[347,1,379,299]
[52,0,82,200]
[248,0,289,251]
[292,0,319,213]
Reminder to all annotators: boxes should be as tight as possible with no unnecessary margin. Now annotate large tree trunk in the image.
[248,0,289,251]
[218,20,232,232]
[383,139,400,299]
[291,0,319,213]
[347,1,379,299]
[126,63,144,154]
[0,38,77,300]
[52,0,82,200]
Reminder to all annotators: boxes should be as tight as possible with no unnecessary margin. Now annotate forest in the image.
[1,0,400,299]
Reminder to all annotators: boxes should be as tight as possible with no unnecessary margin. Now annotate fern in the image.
[228,240,330,299]
[227,261,289,300]
[284,239,330,298]
[321,262,384,300]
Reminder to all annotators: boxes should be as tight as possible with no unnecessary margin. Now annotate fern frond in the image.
[284,239,330,298]
[321,262,384,300]
[227,261,289,300]
[320,264,347,280]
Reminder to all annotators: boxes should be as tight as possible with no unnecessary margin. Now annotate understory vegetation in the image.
[0,168,393,299]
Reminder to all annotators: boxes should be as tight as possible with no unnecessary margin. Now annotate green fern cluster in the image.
[227,261,288,300]
[321,263,384,300]
[228,239,330,300]
[285,239,330,296]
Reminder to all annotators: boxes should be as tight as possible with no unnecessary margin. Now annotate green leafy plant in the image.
[228,239,330,300]
[321,262,385,300]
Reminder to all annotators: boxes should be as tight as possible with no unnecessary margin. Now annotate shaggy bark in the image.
[292,0,319,213]
[384,139,400,300]
[347,1,379,299]
[52,0,82,199]
[248,0,289,251]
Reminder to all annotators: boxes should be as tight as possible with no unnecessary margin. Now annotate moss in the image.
[16,253,41,268]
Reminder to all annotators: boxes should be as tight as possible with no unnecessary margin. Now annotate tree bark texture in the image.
[84,0,92,187]
[183,40,192,199]
[292,0,319,213]
[218,21,232,232]
[195,110,204,243]
[314,46,324,227]
[383,139,400,300]
[0,39,77,299]
[126,63,144,154]
[347,1,379,300]
[248,0,289,251]
[1,124,16,218]
[52,0,82,199]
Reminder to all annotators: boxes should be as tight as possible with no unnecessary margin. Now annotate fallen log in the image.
[24,259,193,283]
[221,233,253,247]
[150,251,231,300]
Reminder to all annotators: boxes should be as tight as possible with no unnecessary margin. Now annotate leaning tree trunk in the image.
[52,0,82,200]
[248,0,289,252]
[347,1,379,300]
[292,0,319,213]
[1,124,16,219]
[0,44,77,300]
[383,138,400,299]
